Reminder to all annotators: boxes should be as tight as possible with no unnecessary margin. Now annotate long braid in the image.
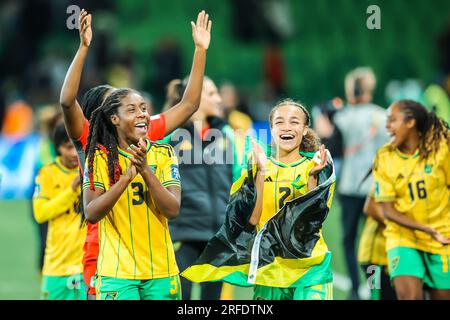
[85,89,135,194]
[397,100,450,160]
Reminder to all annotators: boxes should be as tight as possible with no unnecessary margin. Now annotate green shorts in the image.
[41,274,87,300]
[387,247,450,289]
[96,275,181,300]
[253,282,333,300]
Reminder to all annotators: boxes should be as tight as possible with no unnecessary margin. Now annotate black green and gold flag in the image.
[182,151,336,288]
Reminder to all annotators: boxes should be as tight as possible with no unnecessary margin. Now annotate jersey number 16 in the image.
[408,180,427,201]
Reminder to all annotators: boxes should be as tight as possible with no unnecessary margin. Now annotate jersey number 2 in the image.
[279,187,291,209]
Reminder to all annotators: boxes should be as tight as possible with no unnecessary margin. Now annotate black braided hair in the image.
[85,88,139,193]
[81,85,114,121]
[396,100,450,160]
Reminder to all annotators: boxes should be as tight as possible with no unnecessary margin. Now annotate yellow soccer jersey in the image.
[358,216,387,266]
[231,156,329,259]
[33,157,85,276]
[373,141,450,255]
[83,140,181,280]
[358,188,388,266]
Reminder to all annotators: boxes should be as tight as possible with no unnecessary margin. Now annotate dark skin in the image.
[60,9,212,140]
[363,196,385,225]
[83,94,181,224]
[379,103,450,300]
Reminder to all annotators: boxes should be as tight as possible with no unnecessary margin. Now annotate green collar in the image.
[55,157,78,174]
[269,156,308,168]
[395,148,419,160]
[118,139,152,159]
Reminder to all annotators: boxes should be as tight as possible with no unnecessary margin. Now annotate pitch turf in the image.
[0,199,364,300]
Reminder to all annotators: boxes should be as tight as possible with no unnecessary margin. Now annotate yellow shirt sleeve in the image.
[33,167,80,224]
[82,152,107,191]
[373,152,396,202]
[159,146,181,188]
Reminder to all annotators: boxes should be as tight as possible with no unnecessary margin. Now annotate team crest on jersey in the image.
[291,174,305,190]
[150,165,157,174]
[396,174,405,181]
[171,165,180,180]
[391,256,400,271]
[424,164,432,174]
[104,292,118,300]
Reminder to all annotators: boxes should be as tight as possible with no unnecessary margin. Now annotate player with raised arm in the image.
[59,9,212,298]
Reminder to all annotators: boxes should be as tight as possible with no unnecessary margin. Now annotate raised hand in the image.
[251,138,267,172]
[79,9,92,48]
[191,10,212,50]
[128,138,150,175]
[125,163,138,182]
[309,144,328,177]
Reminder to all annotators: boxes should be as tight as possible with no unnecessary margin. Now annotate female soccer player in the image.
[59,9,212,298]
[373,100,450,300]
[182,99,335,300]
[358,189,396,300]
[247,99,332,300]
[82,88,182,300]
[33,123,86,300]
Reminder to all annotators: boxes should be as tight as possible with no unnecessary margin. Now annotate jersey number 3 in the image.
[132,182,145,205]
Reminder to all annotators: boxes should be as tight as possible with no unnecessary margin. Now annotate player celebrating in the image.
[373,100,450,300]
[59,9,212,298]
[82,88,182,300]
[33,123,86,300]
[183,99,335,300]
[247,100,333,300]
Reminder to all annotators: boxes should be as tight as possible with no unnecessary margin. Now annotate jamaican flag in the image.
[182,150,336,288]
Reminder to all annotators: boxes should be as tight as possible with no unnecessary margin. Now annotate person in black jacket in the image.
[160,77,238,300]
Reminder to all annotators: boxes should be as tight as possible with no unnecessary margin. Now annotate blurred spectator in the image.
[1,100,33,138]
[150,39,183,106]
[219,82,253,129]
[263,44,286,97]
[333,67,389,300]
[312,97,344,179]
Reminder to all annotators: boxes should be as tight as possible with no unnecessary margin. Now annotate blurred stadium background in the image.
[0,0,449,300]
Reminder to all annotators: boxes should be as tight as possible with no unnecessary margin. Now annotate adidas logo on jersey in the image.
[264,176,273,182]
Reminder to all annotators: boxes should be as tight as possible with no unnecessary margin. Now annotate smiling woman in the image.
[82,87,183,300]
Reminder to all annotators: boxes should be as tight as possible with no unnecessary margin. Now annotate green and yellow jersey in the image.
[83,140,181,280]
[231,155,329,263]
[373,141,450,255]
[33,157,85,276]
[358,190,388,266]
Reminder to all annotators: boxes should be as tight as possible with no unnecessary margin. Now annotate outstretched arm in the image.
[380,202,450,244]
[59,9,92,140]
[163,10,212,135]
